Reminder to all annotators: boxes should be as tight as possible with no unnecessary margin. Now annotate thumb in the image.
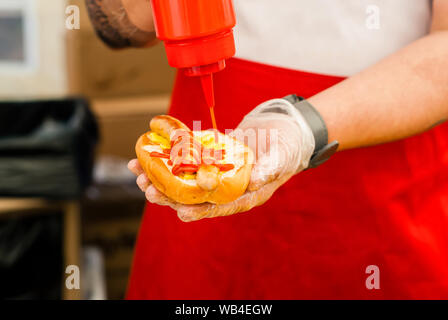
[248,152,283,191]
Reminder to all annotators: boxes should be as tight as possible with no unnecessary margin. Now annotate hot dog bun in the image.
[135,115,254,205]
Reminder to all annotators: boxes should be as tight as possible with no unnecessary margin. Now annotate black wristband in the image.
[283,94,339,169]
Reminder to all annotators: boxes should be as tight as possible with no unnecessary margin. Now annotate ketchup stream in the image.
[149,73,227,176]
[200,74,219,132]
[209,106,218,132]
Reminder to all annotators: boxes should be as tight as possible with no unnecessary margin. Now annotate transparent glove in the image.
[128,98,316,222]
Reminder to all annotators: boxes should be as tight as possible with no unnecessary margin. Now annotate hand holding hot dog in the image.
[129,100,315,222]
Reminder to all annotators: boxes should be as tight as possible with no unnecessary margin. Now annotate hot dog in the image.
[197,165,220,191]
[135,115,254,205]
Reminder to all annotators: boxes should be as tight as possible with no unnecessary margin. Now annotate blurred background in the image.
[0,0,174,299]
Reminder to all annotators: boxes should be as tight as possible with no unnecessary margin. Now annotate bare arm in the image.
[85,0,156,48]
[309,0,448,150]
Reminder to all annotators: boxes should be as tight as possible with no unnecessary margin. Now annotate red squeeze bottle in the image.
[150,0,237,131]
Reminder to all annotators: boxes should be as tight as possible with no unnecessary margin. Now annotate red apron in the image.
[127,58,448,299]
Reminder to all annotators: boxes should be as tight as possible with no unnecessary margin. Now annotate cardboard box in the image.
[91,95,170,159]
[66,0,175,99]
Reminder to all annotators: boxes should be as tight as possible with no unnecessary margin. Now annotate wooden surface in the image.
[66,0,175,100]
[0,198,60,217]
[63,201,82,300]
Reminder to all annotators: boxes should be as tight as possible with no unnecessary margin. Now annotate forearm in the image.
[85,0,156,48]
[309,31,448,151]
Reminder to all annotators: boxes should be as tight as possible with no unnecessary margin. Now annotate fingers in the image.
[129,159,152,193]
[128,159,144,176]
[177,203,215,222]
[248,152,283,191]
[145,184,168,204]
[128,158,185,213]
[142,171,286,223]
[176,179,283,222]
[145,185,178,209]
[143,185,218,222]
[128,159,217,220]
[136,173,150,192]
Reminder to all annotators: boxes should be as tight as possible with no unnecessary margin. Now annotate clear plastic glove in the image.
[128,98,316,222]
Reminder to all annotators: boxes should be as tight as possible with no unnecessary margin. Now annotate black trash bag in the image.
[0,213,63,300]
[0,98,99,199]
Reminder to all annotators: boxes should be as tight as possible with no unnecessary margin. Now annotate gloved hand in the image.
[128,98,316,222]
